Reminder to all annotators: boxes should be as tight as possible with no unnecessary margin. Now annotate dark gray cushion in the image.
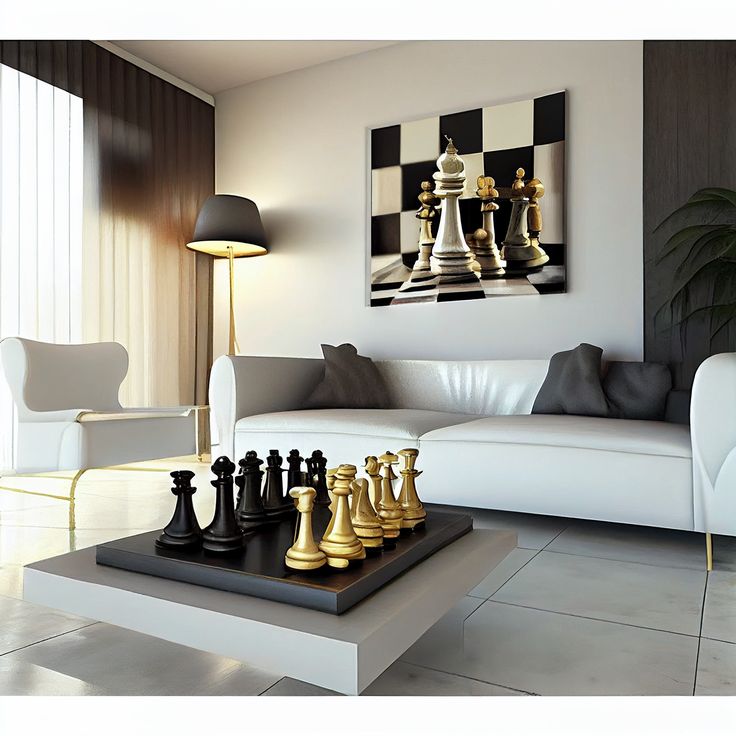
[664,389,691,425]
[604,361,672,421]
[303,343,390,410]
[532,343,610,417]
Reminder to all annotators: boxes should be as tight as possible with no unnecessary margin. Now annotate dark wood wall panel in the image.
[644,41,736,388]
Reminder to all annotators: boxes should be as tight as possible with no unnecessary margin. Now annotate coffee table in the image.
[23,528,515,695]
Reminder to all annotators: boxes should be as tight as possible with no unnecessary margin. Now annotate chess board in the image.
[96,509,472,614]
[370,91,566,307]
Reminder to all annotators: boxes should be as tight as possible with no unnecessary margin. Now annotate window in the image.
[0,63,83,471]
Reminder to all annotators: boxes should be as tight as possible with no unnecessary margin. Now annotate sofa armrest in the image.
[208,355,323,460]
[691,352,736,534]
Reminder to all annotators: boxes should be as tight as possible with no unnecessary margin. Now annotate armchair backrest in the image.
[0,337,127,419]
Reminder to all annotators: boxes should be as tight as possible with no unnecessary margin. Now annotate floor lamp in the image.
[186,194,268,355]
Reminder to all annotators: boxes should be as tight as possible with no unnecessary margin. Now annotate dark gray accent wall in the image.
[644,41,736,388]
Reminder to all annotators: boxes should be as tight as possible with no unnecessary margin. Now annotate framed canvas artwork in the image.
[369,91,566,306]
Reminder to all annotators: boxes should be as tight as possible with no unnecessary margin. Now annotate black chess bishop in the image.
[155,470,202,550]
[202,456,245,554]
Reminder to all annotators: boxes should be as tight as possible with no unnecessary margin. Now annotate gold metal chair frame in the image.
[0,406,211,531]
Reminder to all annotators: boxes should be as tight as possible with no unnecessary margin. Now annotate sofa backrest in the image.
[375,359,550,416]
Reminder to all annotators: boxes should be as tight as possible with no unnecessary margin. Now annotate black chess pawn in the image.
[202,456,245,554]
[286,449,304,491]
[156,470,202,550]
[262,449,293,517]
[309,450,331,506]
[235,451,269,531]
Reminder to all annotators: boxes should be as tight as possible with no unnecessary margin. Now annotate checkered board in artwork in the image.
[369,91,566,307]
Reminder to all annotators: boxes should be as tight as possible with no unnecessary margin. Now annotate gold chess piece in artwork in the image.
[285,486,327,571]
[318,464,366,569]
[397,448,427,531]
[376,452,404,538]
[350,477,384,549]
[364,456,383,510]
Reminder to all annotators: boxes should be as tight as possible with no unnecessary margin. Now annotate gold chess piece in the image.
[350,478,384,550]
[285,486,327,571]
[376,452,404,538]
[467,175,505,279]
[318,464,366,569]
[365,456,383,510]
[397,448,427,531]
[326,466,339,515]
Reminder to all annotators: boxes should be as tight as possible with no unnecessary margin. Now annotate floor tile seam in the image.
[0,621,98,658]
[477,547,546,601]
[483,599,702,639]
[700,635,736,647]
[692,572,710,695]
[257,676,286,695]
[395,659,538,695]
[539,547,707,573]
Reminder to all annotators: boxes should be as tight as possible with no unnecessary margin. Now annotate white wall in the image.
[215,41,643,362]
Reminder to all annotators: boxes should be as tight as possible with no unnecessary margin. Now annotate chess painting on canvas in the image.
[368,91,566,306]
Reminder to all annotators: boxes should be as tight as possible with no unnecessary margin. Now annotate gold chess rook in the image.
[397,448,427,531]
[319,464,366,569]
[285,486,327,571]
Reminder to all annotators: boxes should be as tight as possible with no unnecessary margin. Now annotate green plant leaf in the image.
[689,188,736,209]
[674,230,736,280]
[655,224,722,263]
[654,198,735,232]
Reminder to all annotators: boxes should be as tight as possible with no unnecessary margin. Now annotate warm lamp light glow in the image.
[185,240,267,258]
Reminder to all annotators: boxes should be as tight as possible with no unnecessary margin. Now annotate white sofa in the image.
[209,353,736,542]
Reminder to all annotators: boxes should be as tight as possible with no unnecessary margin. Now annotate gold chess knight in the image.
[364,455,383,512]
[397,448,427,531]
[376,452,405,537]
[284,486,327,571]
[318,464,366,568]
[500,168,549,273]
[350,477,384,550]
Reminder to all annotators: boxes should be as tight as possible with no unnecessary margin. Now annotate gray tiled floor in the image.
[0,459,735,696]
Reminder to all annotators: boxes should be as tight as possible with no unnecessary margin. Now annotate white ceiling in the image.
[111,40,398,95]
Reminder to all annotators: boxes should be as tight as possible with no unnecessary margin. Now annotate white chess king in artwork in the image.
[369,91,566,306]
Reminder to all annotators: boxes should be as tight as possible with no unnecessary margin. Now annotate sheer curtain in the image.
[0,41,214,473]
[0,63,84,471]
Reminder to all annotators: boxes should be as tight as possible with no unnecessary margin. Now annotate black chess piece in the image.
[202,456,245,554]
[308,450,331,506]
[286,449,304,491]
[262,449,293,517]
[235,451,270,531]
[155,470,202,550]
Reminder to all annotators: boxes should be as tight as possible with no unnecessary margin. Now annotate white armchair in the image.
[0,337,199,528]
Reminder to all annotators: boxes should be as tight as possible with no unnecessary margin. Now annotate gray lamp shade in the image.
[186,194,268,258]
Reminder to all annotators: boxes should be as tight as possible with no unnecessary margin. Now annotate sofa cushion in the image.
[303,343,389,410]
[420,414,691,458]
[235,408,478,440]
[603,361,672,421]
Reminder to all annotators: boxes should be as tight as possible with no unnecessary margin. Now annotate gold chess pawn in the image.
[350,478,384,550]
[365,456,383,510]
[318,464,366,569]
[397,448,427,531]
[376,452,404,538]
[285,487,327,571]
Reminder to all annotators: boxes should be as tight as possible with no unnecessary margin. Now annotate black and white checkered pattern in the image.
[369,91,566,307]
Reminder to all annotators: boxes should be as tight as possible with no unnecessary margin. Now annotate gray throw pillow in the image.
[532,343,610,417]
[603,361,672,421]
[303,343,390,410]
